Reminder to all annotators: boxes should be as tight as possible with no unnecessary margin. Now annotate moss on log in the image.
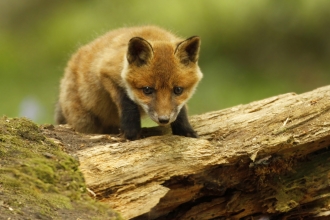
[0,117,122,220]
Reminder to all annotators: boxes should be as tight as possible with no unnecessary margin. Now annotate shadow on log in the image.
[43,85,330,219]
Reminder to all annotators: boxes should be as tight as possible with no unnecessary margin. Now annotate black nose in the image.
[158,116,170,124]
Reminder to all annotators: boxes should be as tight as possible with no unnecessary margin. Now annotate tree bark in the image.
[47,85,330,219]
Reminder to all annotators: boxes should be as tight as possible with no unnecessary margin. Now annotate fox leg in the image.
[171,106,198,138]
[119,93,141,140]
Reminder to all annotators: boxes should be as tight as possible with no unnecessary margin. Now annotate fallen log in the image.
[44,85,330,219]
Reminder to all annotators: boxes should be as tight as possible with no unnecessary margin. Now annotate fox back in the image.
[55,26,203,140]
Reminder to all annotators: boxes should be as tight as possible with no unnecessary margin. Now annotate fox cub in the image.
[55,26,203,140]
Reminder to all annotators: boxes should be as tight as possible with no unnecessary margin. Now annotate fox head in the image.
[121,36,203,125]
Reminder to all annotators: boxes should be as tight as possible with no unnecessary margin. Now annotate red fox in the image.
[55,26,203,140]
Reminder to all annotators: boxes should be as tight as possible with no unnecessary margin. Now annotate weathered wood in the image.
[47,85,330,219]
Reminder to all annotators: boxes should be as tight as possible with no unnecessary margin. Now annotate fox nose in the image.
[158,116,170,124]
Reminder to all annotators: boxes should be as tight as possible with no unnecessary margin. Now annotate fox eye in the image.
[142,87,154,95]
[173,87,183,95]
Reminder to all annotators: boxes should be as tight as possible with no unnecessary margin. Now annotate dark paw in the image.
[172,127,199,138]
[123,128,140,141]
[186,130,199,138]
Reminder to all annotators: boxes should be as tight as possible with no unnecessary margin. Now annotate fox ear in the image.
[175,36,201,65]
[127,37,153,66]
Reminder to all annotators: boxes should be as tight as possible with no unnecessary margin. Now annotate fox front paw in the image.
[123,128,140,141]
[172,126,199,138]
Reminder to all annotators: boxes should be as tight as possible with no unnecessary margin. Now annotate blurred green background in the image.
[1,0,330,125]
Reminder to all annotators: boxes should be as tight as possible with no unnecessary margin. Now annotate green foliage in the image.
[1,1,330,123]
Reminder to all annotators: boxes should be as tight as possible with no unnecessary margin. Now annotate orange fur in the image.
[55,26,203,138]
